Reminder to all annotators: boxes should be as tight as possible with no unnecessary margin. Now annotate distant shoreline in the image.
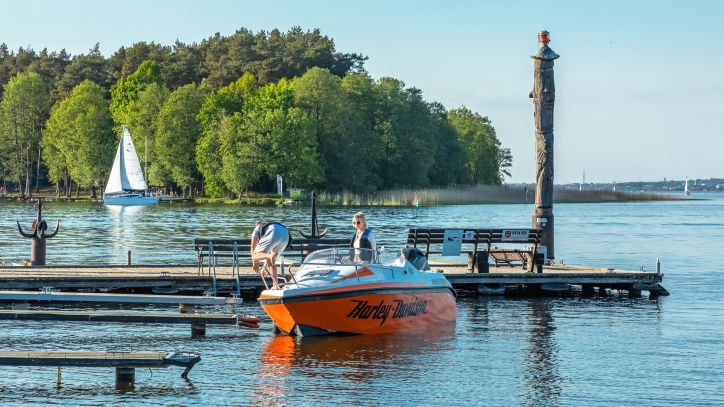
[0,185,690,206]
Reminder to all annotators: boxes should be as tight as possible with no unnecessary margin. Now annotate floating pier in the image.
[0,309,240,325]
[0,263,667,298]
[0,290,240,305]
[0,351,200,386]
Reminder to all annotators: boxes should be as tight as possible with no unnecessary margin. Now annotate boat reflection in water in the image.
[255,326,456,405]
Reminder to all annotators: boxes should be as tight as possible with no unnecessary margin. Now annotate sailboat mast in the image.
[144,133,148,184]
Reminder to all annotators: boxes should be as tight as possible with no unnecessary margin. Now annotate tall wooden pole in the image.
[530,31,559,260]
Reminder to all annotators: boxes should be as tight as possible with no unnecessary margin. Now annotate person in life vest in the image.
[350,212,376,263]
[251,221,290,290]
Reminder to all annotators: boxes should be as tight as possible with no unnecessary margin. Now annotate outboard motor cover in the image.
[402,247,430,271]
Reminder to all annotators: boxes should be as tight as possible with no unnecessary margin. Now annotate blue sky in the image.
[2,0,722,183]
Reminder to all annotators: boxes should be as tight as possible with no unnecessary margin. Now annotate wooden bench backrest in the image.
[193,237,350,264]
[406,228,542,257]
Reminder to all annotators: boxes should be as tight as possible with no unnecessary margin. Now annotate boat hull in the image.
[103,193,159,206]
[259,286,456,336]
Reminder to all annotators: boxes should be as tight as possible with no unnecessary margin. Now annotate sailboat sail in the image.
[104,127,148,194]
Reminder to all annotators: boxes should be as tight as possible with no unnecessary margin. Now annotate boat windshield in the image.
[302,247,379,266]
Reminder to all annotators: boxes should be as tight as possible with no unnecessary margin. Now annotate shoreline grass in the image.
[315,185,679,206]
[0,185,682,206]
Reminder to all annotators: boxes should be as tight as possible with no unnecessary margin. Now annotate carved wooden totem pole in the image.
[530,31,559,260]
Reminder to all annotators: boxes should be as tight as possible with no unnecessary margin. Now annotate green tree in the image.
[427,102,469,186]
[218,113,264,197]
[292,68,347,189]
[164,40,204,89]
[30,48,71,106]
[155,83,207,196]
[0,43,15,98]
[219,79,322,197]
[125,83,169,186]
[196,73,258,197]
[0,71,50,197]
[110,60,164,131]
[54,44,112,101]
[373,77,435,188]
[448,107,505,185]
[42,80,115,197]
[340,73,384,192]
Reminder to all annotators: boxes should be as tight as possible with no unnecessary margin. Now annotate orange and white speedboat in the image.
[258,247,456,336]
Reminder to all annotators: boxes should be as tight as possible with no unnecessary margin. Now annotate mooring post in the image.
[180,303,206,337]
[16,199,60,266]
[57,366,62,387]
[530,30,559,260]
[115,367,135,387]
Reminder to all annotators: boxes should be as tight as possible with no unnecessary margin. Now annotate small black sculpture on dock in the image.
[17,199,60,266]
[300,190,327,239]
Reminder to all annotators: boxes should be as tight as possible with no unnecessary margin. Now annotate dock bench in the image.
[407,228,544,273]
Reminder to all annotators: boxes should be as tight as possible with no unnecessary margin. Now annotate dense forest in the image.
[0,27,511,198]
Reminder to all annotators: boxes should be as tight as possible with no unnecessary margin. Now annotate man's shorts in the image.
[254,224,290,255]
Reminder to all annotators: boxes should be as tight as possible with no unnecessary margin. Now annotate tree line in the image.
[0,27,511,198]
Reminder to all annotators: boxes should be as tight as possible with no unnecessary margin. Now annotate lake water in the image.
[0,194,722,405]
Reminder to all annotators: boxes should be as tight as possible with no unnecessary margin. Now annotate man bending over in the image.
[251,221,290,290]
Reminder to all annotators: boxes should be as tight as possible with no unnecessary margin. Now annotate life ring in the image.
[31,219,38,230]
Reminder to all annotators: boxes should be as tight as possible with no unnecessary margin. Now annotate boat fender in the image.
[240,314,261,324]
[238,314,261,328]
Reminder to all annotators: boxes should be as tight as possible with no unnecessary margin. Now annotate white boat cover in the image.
[105,127,148,194]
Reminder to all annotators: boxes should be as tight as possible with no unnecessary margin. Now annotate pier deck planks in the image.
[0,264,663,293]
[0,351,170,368]
[0,309,239,324]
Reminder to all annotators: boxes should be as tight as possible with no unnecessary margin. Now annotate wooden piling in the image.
[628,288,642,298]
[116,367,135,384]
[180,304,206,337]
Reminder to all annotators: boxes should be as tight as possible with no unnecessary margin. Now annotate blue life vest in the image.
[350,229,372,249]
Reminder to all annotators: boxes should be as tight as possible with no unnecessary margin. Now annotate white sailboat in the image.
[684,177,690,196]
[103,127,159,205]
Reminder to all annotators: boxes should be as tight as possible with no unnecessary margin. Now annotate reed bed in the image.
[315,185,676,206]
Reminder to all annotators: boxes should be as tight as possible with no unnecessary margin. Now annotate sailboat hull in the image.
[103,193,159,206]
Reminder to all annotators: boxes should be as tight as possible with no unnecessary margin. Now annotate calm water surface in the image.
[0,194,722,405]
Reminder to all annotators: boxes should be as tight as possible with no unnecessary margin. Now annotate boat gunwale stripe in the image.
[258,286,456,305]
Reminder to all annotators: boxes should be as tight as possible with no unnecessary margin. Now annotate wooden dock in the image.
[0,309,240,325]
[0,351,200,384]
[0,290,240,305]
[0,263,666,297]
